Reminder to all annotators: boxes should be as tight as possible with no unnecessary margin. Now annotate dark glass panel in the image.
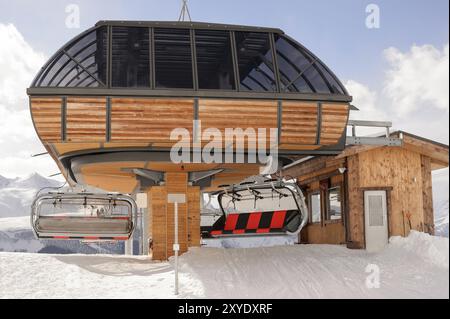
[235,32,276,92]
[195,30,235,90]
[154,28,193,89]
[67,27,107,86]
[38,53,71,87]
[303,66,330,94]
[315,62,345,94]
[275,34,335,94]
[36,27,107,87]
[112,27,150,88]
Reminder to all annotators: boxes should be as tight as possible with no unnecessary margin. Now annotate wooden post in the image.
[149,186,168,260]
[346,154,365,249]
[421,155,434,235]
[187,186,201,247]
[148,172,201,260]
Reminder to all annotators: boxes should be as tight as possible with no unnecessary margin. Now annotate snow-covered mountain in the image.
[435,199,449,238]
[0,173,62,218]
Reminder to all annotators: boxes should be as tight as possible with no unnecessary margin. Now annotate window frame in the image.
[325,185,343,223]
[308,191,322,225]
[194,29,237,92]
[110,26,151,89]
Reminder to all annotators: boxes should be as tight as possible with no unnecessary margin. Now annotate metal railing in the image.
[346,120,403,147]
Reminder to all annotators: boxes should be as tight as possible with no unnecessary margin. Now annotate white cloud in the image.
[346,43,449,204]
[0,23,46,110]
[0,23,60,179]
[383,44,449,116]
[346,80,386,120]
[346,43,449,144]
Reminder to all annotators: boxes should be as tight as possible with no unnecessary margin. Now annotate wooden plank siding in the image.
[320,103,349,145]
[187,187,201,247]
[66,98,106,142]
[358,148,425,237]
[30,97,62,142]
[149,186,168,261]
[111,98,195,142]
[280,101,317,145]
[198,99,278,148]
[30,97,350,153]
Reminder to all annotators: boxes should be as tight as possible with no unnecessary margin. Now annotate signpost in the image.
[167,193,186,295]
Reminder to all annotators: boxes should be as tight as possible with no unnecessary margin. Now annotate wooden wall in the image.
[301,175,346,245]
[421,155,434,235]
[66,98,106,142]
[30,96,350,154]
[358,148,425,237]
[148,173,201,261]
[346,154,364,248]
[29,97,62,142]
[292,146,438,249]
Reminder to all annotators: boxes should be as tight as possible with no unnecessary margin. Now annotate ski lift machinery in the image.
[205,178,309,238]
[31,192,137,241]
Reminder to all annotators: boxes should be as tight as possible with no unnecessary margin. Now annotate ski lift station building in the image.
[27,21,449,259]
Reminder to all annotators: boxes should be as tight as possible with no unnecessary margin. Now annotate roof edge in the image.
[95,20,284,34]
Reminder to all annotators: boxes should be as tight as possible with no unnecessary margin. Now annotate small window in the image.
[195,30,235,90]
[235,32,277,92]
[111,27,150,88]
[310,192,321,224]
[154,28,193,89]
[327,187,342,221]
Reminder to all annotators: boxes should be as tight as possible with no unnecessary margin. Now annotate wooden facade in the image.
[286,132,449,249]
[31,97,349,152]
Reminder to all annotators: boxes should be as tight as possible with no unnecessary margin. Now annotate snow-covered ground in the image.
[0,231,447,299]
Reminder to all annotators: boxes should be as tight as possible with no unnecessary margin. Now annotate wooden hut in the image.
[283,131,449,251]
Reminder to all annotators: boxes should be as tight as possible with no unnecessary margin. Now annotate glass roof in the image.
[31,21,348,98]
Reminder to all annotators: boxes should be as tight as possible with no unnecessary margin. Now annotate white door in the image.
[364,191,388,252]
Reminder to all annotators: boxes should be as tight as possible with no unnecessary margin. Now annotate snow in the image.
[388,231,448,269]
[202,235,297,248]
[0,231,448,299]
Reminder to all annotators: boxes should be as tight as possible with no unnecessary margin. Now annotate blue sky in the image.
[1,0,448,89]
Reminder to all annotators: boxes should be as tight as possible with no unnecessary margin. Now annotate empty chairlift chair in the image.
[206,180,308,238]
[31,192,137,241]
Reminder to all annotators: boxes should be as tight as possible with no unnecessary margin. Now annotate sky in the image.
[0,0,448,201]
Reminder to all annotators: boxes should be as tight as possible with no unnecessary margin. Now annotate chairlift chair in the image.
[205,179,308,238]
[31,192,137,241]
